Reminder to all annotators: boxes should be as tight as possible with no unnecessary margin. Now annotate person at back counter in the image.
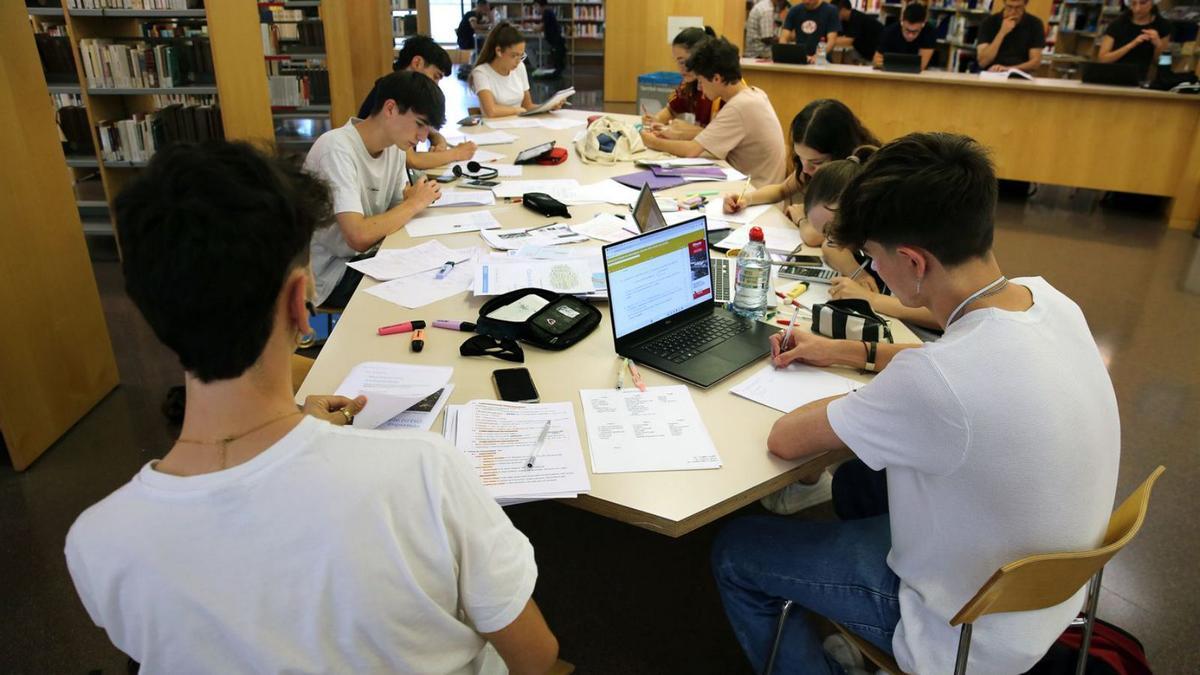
[977,0,1046,73]
[1097,0,1172,78]
[779,0,841,62]
[873,3,936,71]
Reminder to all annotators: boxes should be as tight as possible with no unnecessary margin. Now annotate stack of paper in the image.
[364,248,477,308]
[334,362,454,430]
[459,131,519,146]
[570,213,638,243]
[730,363,861,413]
[442,400,591,505]
[718,221,803,255]
[474,254,596,296]
[405,210,502,238]
[497,248,608,300]
[579,386,721,473]
[480,223,590,250]
[427,190,496,208]
[347,240,475,281]
[467,149,507,163]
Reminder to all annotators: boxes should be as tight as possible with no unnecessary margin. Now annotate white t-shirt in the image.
[65,417,536,675]
[469,62,530,108]
[827,277,1119,675]
[304,118,409,306]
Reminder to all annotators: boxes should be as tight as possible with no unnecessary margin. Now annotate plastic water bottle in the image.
[816,39,828,65]
[732,226,770,319]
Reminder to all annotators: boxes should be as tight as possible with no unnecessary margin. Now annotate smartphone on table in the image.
[493,368,540,403]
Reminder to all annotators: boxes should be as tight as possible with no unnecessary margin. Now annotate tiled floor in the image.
[3,66,1199,674]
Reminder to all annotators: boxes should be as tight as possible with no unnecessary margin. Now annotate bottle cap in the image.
[748,226,764,242]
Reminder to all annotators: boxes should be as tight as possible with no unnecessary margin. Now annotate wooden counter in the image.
[742,60,1200,231]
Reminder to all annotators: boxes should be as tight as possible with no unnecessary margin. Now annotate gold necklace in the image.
[176,410,302,469]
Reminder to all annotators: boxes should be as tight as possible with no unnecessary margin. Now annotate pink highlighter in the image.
[377,320,426,336]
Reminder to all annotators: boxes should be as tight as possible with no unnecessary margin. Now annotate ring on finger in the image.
[340,408,354,424]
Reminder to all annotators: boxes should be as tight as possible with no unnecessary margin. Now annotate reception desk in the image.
[742,60,1200,231]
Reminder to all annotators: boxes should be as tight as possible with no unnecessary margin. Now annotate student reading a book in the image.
[712,132,1120,675]
[643,27,721,141]
[640,38,786,188]
[470,22,566,118]
[1097,0,1172,76]
[723,98,879,248]
[65,141,559,674]
[977,0,1046,72]
[803,149,940,330]
[873,2,936,71]
[357,35,478,171]
[779,0,841,62]
[307,71,444,309]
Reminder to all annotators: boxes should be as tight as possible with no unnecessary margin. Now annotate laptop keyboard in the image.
[642,314,751,363]
[712,258,730,303]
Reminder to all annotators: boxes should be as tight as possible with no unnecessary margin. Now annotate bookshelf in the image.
[491,0,606,65]
[3,0,119,471]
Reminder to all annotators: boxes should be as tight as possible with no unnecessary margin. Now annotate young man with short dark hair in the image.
[711,133,1119,673]
[833,0,882,62]
[308,70,445,309]
[356,35,478,170]
[640,38,786,186]
[977,0,1046,72]
[874,2,936,70]
[65,140,559,673]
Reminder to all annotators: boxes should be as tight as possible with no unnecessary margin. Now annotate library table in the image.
[296,110,920,537]
[741,60,1200,232]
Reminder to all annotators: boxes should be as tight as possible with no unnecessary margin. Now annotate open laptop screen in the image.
[632,184,669,233]
[604,216,711,340]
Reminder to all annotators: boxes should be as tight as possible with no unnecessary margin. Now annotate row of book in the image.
[78,38,215,89]
[67,0,202,8]
[260,23,302,57]
[97,103,223,163]
[267,66,331,107]
[35,28,78,85]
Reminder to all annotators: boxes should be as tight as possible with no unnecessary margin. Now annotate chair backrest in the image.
[950,466,1164,626]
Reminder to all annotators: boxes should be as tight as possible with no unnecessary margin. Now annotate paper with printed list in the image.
[579,386,721,473]
[441,400,590,505]
[729,363,861,413]
[346,240,474,281]
[405,210,501,238]
[474,255,595,295]
[364,248,477,308]
[334,362,453,430]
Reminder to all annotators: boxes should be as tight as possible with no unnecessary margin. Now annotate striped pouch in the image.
[811,298,893,343]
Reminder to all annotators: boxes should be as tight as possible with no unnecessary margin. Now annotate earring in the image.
[297,330,316,349]
[915,277,922,295]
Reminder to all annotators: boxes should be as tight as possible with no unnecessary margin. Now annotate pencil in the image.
[736,176,752,205]
[848,259,870,281]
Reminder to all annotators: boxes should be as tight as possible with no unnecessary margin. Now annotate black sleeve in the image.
[1028,17,1046,49]
[978,14,1000,44]
[1154,16,1173,40]
[1103,16,1125,40]
[878,23,899,53]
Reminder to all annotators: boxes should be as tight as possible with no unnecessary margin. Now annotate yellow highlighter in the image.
[785,283,808,301]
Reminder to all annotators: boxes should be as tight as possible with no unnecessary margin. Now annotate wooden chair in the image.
[764,466,1165,675]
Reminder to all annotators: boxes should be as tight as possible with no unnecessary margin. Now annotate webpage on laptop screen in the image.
[606,218,712,339]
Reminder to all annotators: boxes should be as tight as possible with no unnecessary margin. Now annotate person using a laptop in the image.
[724,99,879,248]
[711,132,1119,674]
[872,3,936,71]
[779,0,841,62]
[833,0,883,63]
[640,38,787,187]
[643,27,722,141]
[976,0,1047,73]
[1097,0,1172,77]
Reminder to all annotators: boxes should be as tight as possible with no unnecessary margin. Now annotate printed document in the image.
[378,385,455,432]
[364,249,476,308]
[579,386,722,473]
[405,210,502,238]
[474,256,595,295]
[428,190,496,208]
[334,362,453,430]
[346,240,474,281]
[480,223,590,250]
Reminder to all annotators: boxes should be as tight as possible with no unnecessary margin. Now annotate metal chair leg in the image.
[763,599,793,675]
[1075,569,1104,675]
[953,623,973,675]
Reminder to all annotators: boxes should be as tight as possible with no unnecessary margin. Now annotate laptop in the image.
[1081,62,1142,87]
[882,52,921,74]
[771,43,812,65]
[602,215,775,388]
[631,184,669,233]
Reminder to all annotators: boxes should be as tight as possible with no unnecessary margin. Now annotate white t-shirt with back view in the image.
[65,417,536,674]
[469,62,530,108]
[305,118,409,306]
[827,277,1120,675]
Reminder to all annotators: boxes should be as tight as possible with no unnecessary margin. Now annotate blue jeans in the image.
[712,463,900,674]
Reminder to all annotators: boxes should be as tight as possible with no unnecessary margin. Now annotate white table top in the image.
[296,110,920,537]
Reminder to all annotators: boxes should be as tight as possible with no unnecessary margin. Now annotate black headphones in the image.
[451,161,499,181]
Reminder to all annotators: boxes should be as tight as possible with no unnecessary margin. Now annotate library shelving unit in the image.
[491,0,605,68]
[1045,0,1123,66]
[2,1,119,471]
[876,0,1053,72]
[391,0,429,50]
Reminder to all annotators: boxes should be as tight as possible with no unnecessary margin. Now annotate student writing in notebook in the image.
[65,141,558,674]
[642,27,721,141]
[357,35,478,170]
[470,22,565,118]
[640,37,787,188]
[307,71,444,310]
[723,99,879,248]
[712,133,1119,674]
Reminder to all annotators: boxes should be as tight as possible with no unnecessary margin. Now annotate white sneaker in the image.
[759,470,833,515]
[823,634,869,675]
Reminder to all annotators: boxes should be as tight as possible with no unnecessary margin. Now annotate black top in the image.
[1104,13,1173,73]
[978,12,1046,66]
[841,9,883,60]
[784,3,843,53]
[541,8,564,45]
[877,21,937,55]
[456,10,486,49]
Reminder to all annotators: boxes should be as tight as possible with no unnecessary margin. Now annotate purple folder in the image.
[612,170,687,191]
[650,165,728,179]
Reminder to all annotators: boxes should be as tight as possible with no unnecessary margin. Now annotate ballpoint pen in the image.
[526,419,552,469]
[627,360,646,392]
[782,304,803,350]
[849,259,870,281]
[617,358,627,390]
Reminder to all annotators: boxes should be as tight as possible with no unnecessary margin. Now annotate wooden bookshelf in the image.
[491,0,607,66]
[1,0,119,470]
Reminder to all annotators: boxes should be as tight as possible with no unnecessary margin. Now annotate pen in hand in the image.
[848,259,870,281]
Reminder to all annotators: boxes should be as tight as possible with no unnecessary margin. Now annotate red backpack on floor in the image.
[1025,617,1152,675]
